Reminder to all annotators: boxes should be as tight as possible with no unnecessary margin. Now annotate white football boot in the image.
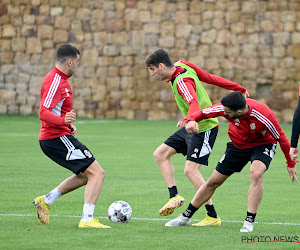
[240,220,254,232]
[165,215,191,227]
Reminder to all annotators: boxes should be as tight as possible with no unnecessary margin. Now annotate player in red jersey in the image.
[165,91,298,232]
[33,44,110,229]
[290,82,300,162]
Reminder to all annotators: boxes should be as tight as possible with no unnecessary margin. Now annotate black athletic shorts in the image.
[164,126,218,165]
[216,142,277,176]
[40,134,95,175]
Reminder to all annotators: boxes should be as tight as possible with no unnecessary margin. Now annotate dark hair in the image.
[221,91,246,111]
[145,49,173,68]
[56,44,80,64]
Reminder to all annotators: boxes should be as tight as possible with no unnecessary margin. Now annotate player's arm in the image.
[182,61,248,96]
[183,103,225,133]
[266,112,298,183]
[39,86,76,126]
[290,96,300,161]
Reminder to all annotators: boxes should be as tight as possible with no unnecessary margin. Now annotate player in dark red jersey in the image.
[165,91,298,232]
[290,83,300,162]
[146,49,248,226]
[33,44,110,229]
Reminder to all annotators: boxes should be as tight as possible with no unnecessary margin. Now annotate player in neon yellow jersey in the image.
[145,49,249,226]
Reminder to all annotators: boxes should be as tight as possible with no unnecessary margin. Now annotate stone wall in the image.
[1,0,300,122]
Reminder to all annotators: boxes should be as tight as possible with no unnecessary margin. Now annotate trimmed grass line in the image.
[1,213,299,226]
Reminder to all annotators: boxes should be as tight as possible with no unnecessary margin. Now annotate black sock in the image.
[183,203,198,218]
[245,211,256,223]
[168,186,178,198]
[205,204,218,218]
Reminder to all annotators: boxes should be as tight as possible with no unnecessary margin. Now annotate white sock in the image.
[81,204,95,222]
[44,188,62,206]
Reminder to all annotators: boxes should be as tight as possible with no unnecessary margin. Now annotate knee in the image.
[98,167,105,178]
[184,161,200,179]
[153,149,164,163]
[184,166,196,179]
[206,179,221,190]
[250,171,263,184]
[88,162,105,180]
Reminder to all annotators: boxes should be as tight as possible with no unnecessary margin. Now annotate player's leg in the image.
[165,170,228,227]
[240,160,266,233]
[79,160,110,228]
[240,143,276,233]
[248,160,266,214]
[56,173,88,194]
[82,160,105,205]
[184,126,220,225]
[165,141,249,227]
[153,143,177,188]
[154,128,187,216]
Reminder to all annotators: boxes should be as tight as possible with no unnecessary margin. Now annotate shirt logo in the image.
[234,118,240,127]
[65,88,70,97]
[250,123,256,130]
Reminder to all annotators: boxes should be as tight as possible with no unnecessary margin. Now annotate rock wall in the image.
[1,0,300,122]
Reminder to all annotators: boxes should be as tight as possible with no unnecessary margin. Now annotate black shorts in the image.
[40,135,96,175]
[216,142,277,176]
[164,126,218,165]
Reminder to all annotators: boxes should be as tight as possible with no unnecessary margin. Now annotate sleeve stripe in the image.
[177,78,193,102]
[203,105,224,114]
[43,73,61,108]
[250,109,280,139]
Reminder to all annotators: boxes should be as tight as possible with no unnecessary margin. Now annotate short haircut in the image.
[145,49,173,68]
[56,44,80,64]
[221,91,246,111]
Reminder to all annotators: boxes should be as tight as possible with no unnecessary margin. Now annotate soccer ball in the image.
[108,201,132,223]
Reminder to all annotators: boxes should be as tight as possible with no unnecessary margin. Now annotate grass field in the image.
[0,115,299,249]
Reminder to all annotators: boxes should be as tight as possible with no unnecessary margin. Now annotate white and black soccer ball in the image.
[108,201,132,223]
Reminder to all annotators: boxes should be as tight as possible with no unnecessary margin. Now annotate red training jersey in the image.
[39,67,73,140]
[185,98,295,168]
[169,61,247,117]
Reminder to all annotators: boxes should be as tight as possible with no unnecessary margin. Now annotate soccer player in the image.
[165,91,298,232]
[145,49,248,226]
[33,44,110,229]
[290,83,300,162]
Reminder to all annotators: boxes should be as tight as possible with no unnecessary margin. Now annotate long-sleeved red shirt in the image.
[185,98,295,168]
[169,61,247,117]
[39,67,73,140]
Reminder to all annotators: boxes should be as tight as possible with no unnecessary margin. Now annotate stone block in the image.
[2,24,16,38]
[201,29,216,44]
[0,51,14,63]
[158,36,175,48]
[26,37,42,54]
[54,16,71,30]
[160,22,174,36]
[50,7,63,16]
[53,30,68,43]
[23,14,35,25]
[175,24,192,38]
[8,5,19,16]
[0,39,10,51]
[11,37,25,52]
[80,48,98,67]
[106,77,120,91]
[37,25,53,39]
[174,11,188,24]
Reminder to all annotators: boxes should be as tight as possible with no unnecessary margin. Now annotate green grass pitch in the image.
[0,115,299,249]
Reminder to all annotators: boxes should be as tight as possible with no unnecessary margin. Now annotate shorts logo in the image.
[219,153,226,163]
[84,150,93,158]
[250,123,256,130]
[191,148,199,158]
